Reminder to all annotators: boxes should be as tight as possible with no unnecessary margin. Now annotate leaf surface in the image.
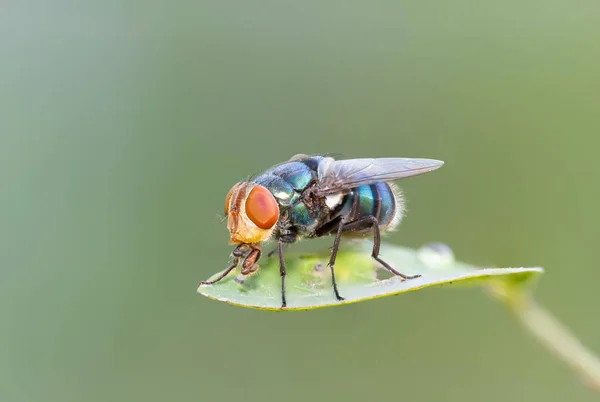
[197,242,543,311]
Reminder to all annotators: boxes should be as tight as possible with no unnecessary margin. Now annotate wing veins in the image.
[316,157,443,196]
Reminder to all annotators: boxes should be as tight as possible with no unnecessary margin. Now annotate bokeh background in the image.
[2,1,600,401]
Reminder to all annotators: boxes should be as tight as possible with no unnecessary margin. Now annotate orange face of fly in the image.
[224,182,279,244]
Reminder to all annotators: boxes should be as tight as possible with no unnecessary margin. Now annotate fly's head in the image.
[224,182,279,245]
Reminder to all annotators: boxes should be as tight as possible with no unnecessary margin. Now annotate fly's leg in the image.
[267,245,284,258]
[327,217,348,301]
[277,240,287,308]
[325,191,361,301]
[342,216,421,280]
[199,244,248,286]
[267,232,294,258]
[241,247,261,275]
[199,258,239,285]
[276,234,296,308]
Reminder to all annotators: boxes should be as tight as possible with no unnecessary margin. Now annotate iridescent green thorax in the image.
[252,156,324,231]
[253,158,323,205]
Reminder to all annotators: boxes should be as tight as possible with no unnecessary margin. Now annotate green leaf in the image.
[198,241,600,390]
[197,241,543,311]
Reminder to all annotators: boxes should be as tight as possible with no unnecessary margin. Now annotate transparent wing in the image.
[316,157,444,195]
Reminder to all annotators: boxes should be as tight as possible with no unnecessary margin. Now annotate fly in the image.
[201,154,444,308]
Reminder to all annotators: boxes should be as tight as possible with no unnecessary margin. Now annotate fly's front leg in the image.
[241,246,261,275]
[199,259,239,286]
[199,244,248,286]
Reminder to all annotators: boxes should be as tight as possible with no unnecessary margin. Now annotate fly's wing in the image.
[316,157,444,195]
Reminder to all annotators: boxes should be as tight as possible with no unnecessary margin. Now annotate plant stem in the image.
[490,285,600,393]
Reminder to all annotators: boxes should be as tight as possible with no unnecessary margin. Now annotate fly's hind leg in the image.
[342,216,421,280]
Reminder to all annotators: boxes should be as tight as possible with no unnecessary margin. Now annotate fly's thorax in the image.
[224,182,280,244]
[250,158,324,235]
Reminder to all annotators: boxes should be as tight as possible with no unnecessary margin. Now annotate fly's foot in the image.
[327,263,345,302]
[400,273,422,280]
[333,283,345,301]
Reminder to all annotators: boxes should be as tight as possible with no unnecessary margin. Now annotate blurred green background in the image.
[2,1,600,401]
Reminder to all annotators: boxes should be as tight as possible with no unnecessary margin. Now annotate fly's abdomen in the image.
[340,182,398,231]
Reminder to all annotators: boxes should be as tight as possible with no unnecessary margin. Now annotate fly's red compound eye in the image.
[245,185,279,230]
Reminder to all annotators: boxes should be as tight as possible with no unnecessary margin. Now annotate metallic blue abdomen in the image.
[339,182,396,230]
